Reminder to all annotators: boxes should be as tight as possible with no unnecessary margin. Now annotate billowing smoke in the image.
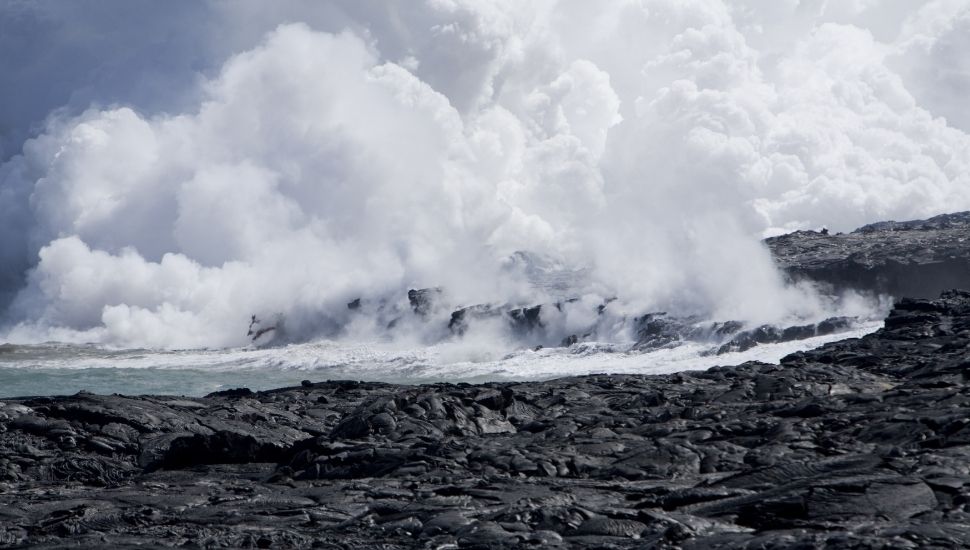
[1,0,969,349]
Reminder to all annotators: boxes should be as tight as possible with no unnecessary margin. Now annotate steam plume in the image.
[1,1,969,348]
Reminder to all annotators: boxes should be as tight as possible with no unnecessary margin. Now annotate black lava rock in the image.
[3,289,970,547]
[767,211,970,298]
[7,211,970,548]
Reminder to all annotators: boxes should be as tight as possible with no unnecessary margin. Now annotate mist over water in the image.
[1,1,969,354]
[0,319,885,397]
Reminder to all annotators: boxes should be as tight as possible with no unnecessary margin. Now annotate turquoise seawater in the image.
[0,321,883,398]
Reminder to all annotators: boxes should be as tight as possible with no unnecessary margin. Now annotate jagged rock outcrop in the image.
[767,211,970,298]
[3,291,970,547]
[715,316,854,354]
[407,287,444,317]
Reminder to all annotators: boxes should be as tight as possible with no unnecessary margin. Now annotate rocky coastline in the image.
[2,214,970,548]
[767,211,970,299]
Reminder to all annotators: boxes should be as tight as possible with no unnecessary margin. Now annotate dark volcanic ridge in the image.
[768,211,970,299]
[255,279,869,359]
[2,289,970,548]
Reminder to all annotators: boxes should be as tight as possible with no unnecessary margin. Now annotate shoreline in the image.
[0,319,884,400]
[1,291,968,547]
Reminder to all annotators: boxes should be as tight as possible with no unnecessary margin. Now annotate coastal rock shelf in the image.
[767,211,970,298]
[3,291,970,548]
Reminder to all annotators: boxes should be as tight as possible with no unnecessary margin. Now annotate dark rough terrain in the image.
[768,211,970,298]
[3,212,970,549]
[2,290,970,548]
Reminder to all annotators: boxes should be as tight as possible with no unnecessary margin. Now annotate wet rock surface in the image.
[768,211,970,298]
[3,291,970,547]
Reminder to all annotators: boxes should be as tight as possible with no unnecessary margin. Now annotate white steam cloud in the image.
[1,0,970,348]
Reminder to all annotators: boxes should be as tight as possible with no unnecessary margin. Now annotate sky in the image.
[1,0,969,348]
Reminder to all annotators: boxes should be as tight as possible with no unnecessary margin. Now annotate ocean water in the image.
[0,321,882,398]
